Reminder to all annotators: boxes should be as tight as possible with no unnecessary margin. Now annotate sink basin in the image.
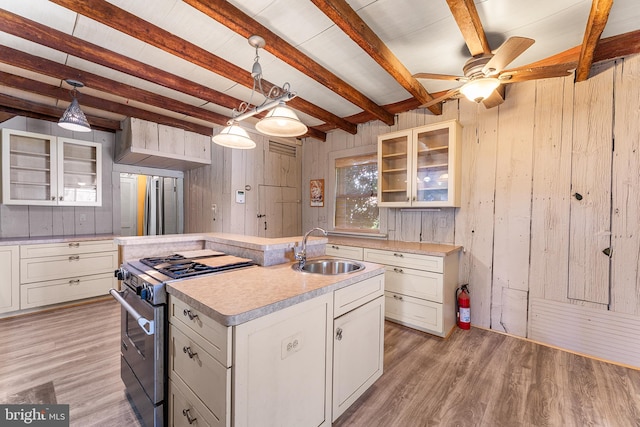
[292,259,365,275]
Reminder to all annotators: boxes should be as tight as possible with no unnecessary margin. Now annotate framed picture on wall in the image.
[310,179,324,207]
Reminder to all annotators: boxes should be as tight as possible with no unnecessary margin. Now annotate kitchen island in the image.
[115,233,386,427]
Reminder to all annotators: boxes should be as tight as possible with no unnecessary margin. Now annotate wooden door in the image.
[120,174,138,236]
[257,185,300,238]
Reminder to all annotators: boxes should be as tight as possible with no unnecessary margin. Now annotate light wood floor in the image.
[2,300,640,427]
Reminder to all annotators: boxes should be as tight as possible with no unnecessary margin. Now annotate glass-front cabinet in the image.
[1,129,102,206]
[377,120,461,208]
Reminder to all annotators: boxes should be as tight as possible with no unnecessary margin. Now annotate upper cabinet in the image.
[377,120,461,208]
[1,129,102,206]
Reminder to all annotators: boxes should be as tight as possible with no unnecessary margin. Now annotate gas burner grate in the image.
[140,254,187,268]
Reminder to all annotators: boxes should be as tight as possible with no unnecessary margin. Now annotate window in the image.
[334,153,379,232]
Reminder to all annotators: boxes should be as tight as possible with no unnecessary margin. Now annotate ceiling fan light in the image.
[212,123,256,149]
[58,97,92,132]
[459,77,501,103]
[255,104,308,137]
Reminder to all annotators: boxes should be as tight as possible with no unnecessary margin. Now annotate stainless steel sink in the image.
[292,258,365,275]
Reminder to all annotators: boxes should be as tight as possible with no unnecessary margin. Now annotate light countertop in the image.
[167,258,384,326]
[0,234,117,246]
[328,236,462,256]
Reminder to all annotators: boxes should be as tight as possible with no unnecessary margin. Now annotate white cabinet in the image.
[19,240,117,309]
[378,120,461,207]
[1,129,102,206]
[168,295,231,427]
[364,248,459,337]
[332,275,384,421]
[234,293,333,427]
[0,245,19,314]
[325,244,363,261]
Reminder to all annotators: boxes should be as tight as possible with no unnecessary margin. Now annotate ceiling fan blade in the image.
[482,36,535,75]
[500,63,576,83]
[420,88,461,108]
[482,85,505,109]
[413,72,466,82]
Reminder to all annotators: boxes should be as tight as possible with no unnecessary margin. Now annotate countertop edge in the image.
[0,234,117,246]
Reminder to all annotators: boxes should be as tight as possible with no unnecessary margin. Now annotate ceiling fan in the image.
[414,36,536,108]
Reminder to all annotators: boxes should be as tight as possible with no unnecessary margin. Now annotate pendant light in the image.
[212,35,307,149]
[58,79,91,132]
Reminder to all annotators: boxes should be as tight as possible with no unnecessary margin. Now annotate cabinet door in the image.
[0,245,19,314]
[57,138,102,206]
[378,129,411,207]
[233,293,332,427]
[1,129,58,205]
[411,120,461,207]
[332,295,384,421]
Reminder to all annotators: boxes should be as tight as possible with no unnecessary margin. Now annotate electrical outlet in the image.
[79,213,87,223]
[281,332,303,359]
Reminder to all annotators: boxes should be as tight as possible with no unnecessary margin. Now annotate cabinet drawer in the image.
[20,272,113,309]
[334,274,384,318]
[169,296,232,368]
[20,251,117,284]
[20,240,116,258]
[364,248,443,273]
[384,265,443,303]
[325,244,363,261]
[169,377,224,427]
[384,291,443,335]
[170,324,230,423]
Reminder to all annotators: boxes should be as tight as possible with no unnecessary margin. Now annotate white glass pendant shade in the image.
[459,77,501,103]
[212,123,256,149]
[58,97,91,132]
[255,104,308,137]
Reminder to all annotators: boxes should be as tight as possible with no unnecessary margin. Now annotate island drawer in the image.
[384,265,443,303]
[364,248,443,273]
[169,323,230,423]
[169,376,224,427]
[384,291,443,335]
[325,244,364,261]
[169,296,232,368]
[334,273,384,317]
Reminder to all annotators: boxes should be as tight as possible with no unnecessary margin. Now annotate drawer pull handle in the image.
[393,268,403,273]
[332,245,339,249]
[69,279,80,285]
[183,309,199,321]
[183,346,198,359]
[335,327,343,341]
[69,255,80,261]
[68,242,80,248]
[393,253,404,258]
[182,408,197,424]
[393,294,404,301]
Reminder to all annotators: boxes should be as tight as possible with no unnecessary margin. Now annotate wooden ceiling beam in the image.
[0,71,214,135]
[48,0,343,137]
[575,0,614,82]
[446,0,491,56]
[0,94,120,132]
[310,0,441,116]
[182,0,395,126]
[0,45,231,127]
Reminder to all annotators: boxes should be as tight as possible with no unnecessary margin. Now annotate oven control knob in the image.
[140,287,149,300]
[114,268,129,281]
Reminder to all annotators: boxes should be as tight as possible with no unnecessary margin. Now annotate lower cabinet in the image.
[167,272,385,427]
[0,245,19,314]
[18,240,117,311]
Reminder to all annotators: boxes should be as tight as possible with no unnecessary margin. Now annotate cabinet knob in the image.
[183,309,199,321]
[183,346,198,359]
[335,327,343,341]
[182,409,197,424]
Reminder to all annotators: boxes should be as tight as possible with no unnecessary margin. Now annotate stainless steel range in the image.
[110,250,255,427]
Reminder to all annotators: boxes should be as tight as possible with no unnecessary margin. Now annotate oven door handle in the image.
[109,289,155,336]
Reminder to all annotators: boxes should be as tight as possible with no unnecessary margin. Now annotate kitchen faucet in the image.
[295,227,328,268]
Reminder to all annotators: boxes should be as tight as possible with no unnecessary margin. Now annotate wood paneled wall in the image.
[300,55,640,358]
[0,116,116,238]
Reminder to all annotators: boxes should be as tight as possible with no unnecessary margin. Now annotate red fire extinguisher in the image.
[456,284,471,330]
